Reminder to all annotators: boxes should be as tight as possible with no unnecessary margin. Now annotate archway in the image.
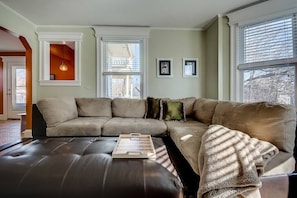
[0,27,32,130]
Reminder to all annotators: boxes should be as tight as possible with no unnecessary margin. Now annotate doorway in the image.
[7,62,26,119]
[0,56,26,119]
[0,27,32,130]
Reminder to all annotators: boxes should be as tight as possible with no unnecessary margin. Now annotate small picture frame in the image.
[183,58,198,77]
[50,74,55,80]
[157,58,173,77]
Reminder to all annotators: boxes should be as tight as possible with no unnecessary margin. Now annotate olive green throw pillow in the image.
[146,97,162,119]
[163,101,185,121]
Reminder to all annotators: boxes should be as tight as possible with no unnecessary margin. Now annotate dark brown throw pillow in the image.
[146,97,161,119]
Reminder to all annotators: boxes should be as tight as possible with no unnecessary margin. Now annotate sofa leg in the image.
[289,173,297,198]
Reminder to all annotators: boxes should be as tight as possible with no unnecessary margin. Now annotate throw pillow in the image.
[146,97,162,119]
[163,100,186,121]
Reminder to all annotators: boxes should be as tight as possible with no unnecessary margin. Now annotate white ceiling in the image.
[1,0,266,28]
[0,0,267,52]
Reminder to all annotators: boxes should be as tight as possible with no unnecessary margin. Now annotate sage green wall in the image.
[148,29,206,98]
[205,20,218,99]
[35,27,97,99]
[36,28,206,99]
[0,3,209,102]
[205,16,230,100]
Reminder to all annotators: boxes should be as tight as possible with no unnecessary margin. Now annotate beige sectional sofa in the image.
[34,96,296,178]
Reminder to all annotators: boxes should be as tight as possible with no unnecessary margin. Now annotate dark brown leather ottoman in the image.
[0,137,182,198]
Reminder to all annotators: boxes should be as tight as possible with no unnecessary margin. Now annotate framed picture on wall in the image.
[183,58,198,77]
[157,58,173,77]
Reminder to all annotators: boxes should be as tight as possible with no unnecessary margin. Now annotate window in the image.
[94,26,149,99]
[238,13,297,105]
[102,41,143,98]
[15,67,26,105]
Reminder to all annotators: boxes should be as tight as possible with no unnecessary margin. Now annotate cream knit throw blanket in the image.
[198,125,279,198]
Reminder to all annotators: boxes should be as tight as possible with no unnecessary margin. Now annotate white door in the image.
[7,64,26,119]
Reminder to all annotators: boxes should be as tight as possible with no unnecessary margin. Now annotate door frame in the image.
[0,27,32,129]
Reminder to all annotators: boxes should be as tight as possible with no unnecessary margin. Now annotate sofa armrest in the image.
[32,104,47,139]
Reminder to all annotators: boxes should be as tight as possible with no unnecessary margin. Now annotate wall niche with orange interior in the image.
[50,44,74,80]
[37,32,82,86]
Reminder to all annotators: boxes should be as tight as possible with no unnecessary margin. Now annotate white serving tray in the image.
[112,133,156,159]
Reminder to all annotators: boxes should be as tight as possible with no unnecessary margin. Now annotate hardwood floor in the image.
[0,119,22,148]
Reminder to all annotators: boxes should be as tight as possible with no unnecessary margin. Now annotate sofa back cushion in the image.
[212,101,296,154]
[112,98,146,118]
[192,98,218,124]
[180,97,196,117]
[37,97,78,127]
[76,98,112,117]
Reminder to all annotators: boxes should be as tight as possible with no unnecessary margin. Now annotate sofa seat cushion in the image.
[264,152,295,176]
[169,123,208,175]
[101,118,167,136]
[212,101,296,154]
[166,119,205,131]
[46,117,110,137]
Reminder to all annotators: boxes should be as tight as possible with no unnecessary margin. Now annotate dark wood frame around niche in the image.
[0,26,32,129]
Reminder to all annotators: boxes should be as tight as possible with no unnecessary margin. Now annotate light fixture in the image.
[59,45,68,71]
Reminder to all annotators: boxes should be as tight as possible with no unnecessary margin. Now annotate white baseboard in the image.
[0,115,7,120]
[22,129,32,138]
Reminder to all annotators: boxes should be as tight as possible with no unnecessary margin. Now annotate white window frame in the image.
[94,26,149,98]
[228,0,297,103]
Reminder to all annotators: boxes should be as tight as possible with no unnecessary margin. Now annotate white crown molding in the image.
[36,25,92,29]
[37,25,203,32]
[93,26,150,38]
[36,32,83,41]
[38,25,203,32]
[150,27,203,31]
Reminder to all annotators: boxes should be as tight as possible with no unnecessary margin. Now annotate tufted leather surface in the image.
[0,137,182,198]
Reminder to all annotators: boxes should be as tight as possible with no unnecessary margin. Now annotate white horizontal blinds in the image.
[239,13,297,68]
[103,41,141,74]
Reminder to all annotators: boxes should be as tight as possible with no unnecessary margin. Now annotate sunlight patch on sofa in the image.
[180,134,193,141]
